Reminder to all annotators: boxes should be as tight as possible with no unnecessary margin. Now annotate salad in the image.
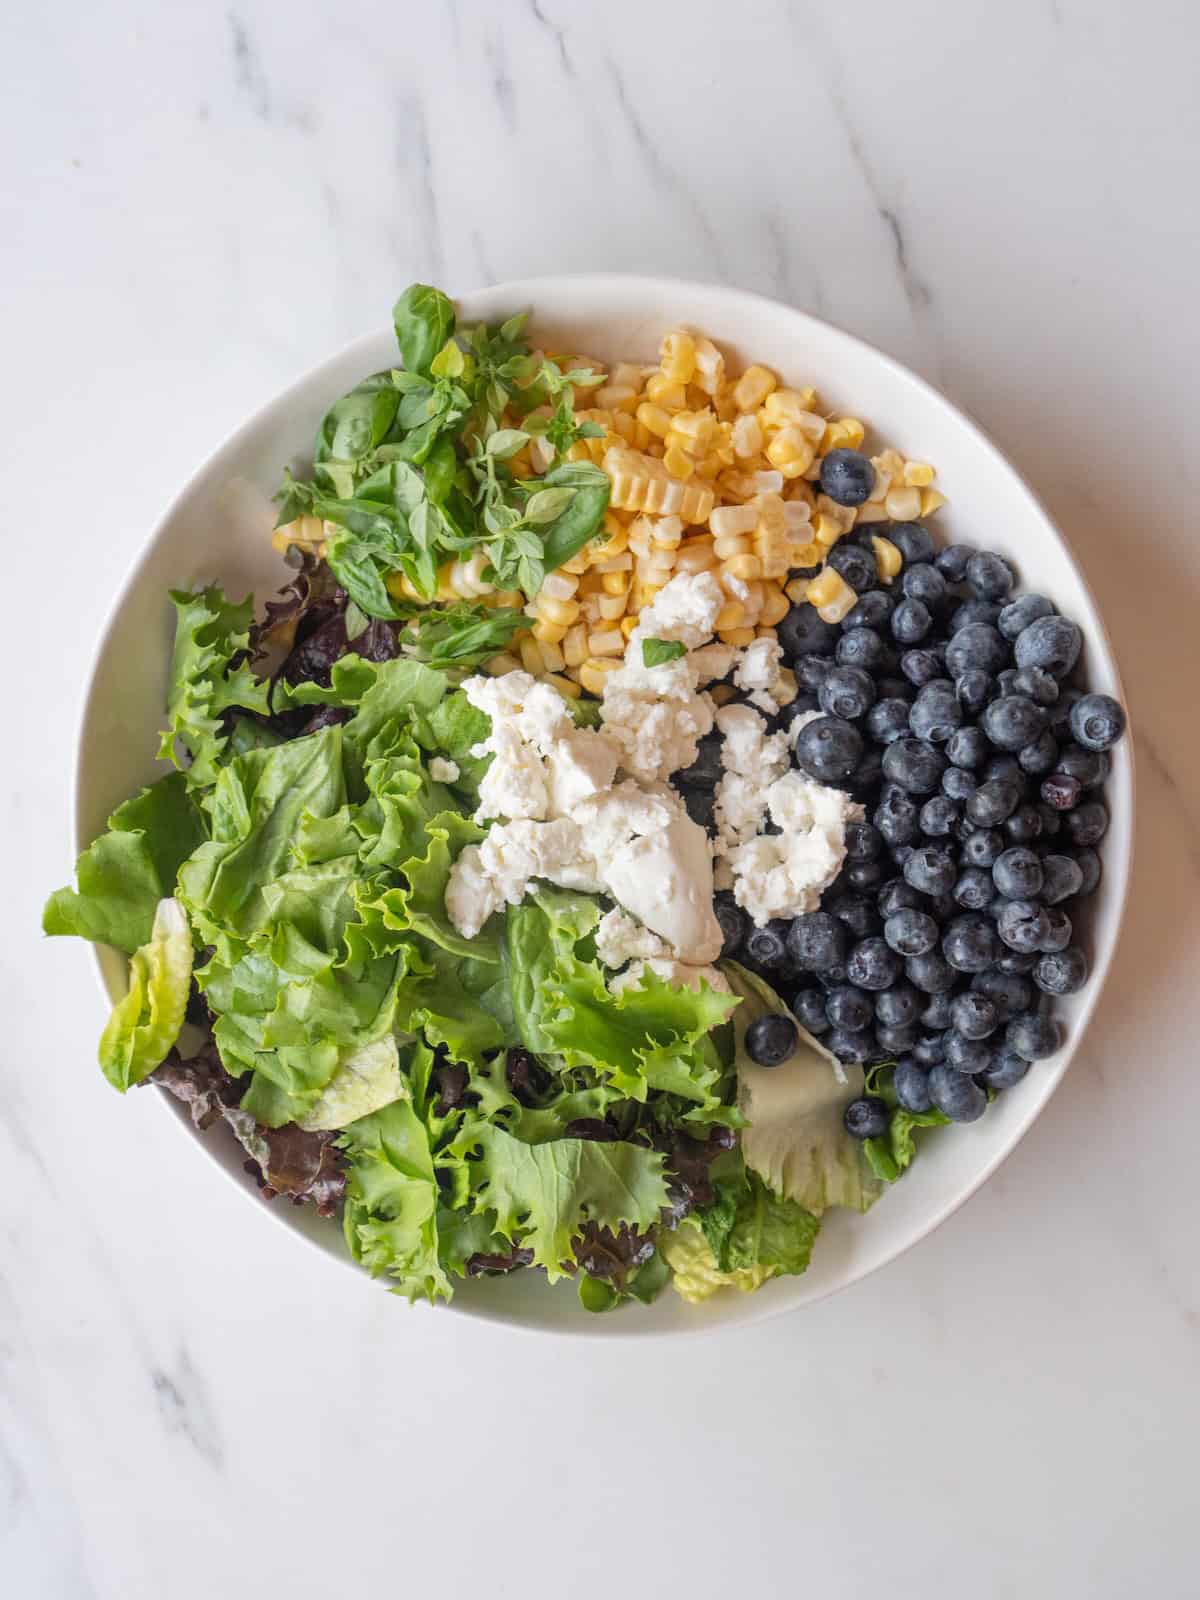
[45,285,1127,1312]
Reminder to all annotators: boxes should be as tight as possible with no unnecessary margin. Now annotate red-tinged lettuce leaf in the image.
[43,772,207,955]
[151,1038,244,1128]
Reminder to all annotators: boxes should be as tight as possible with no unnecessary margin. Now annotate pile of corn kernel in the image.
[275,326,944,701]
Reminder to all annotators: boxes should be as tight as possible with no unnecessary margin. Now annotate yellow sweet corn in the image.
[920,489,947,517]
[691,337,725,395]
[710,503,759,539]
[519,636,545,675]
[733,364,777,412]
[872,536,902,582]
[660,330,697,385]
[604,447,715,523]
[785,577,810,604]
[760,584,790,626]
[580,658,622,696]
[562,624,589,667]
[806,566,856,612]
[533,618,568,645]
[885,484,922,522]
[636,402,672,439]
[719,626,757,647]
[663,444,695,480]
[645,372,687,409]
[544,672,581,699]
[903,460,935,487]
[536,595,581,627]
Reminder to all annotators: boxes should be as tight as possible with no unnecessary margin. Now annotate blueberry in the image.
[876,1021,919,1054]
[1069,692,1126,752]
[1041,772,1082,811]
[818,964,851,990]
[825,984,875,1032]
[832,889,889,934]
[954,670,995,717]
[851,748,885,794]
[878,878,924,917]
[928,1064,987,1122]
[778,603,840,659]
[935,543,972,582]
[993,846,1044,899]
[820,448,876,507]
[1012,666,1060,707]
[943,913,1002,973]
[910,680,963,744]
[996,668,1020,698]
[996,899,1051,954]
[882,738,947,795]
[773,693,820,737]
[791,986,832,1035]
[877,674,916,703]
[875,786,921,847]
[1006,1013,1062,1060]
[843,590,894,630]
[971,969,1034,1022]
[1050,687,1084,739]
[967,779,1021,827]
[961,827,1004,868]
[848,853,887,890]
[950,598,1004,634]
[827,1028,876,1064]
[982,1050,1031,1090]
[844,1095,890,1139]
[892,598,933,646]
[683,787,715,829]
[1074,848,1102,895]
[966,550,1015,600]
[1014,615,1083,678]
[819,665,876,722]
[846,936,903,992]
[1065,801,1109,848]
[998,593,1055,641]
[901,648,945,689]
[1036,802,1063,838]
[876,984,921,1027]
[903,846,957,896]
[944,1030,993,1073]
[674,731,722,790]
[982,754,1023,786]
[951,992,998,1040]
[947,725,989,769]
[996,947,1039,976]
[885,523,932,564]
[982,695,1047,751]
[828,542,879,593]
[836,628,888,673]
[845,821,883,862]
[953,867,994,910]
[714,897,747,959]
[918,795,958,838]
[920,991,956,1031]
[745,1013,798,1066]
[795,655,833,694]
[1018,729,1059,776]
[906,950,958,993]
[1038,906,1073,953]
[745,920,792,975]
[1040,854,1084,905]
[914,1032,948,1067]
[946,622,1009,678]
[794,716,863,785]
[787,912,848,972]
[942,766,978,803]
[900,563,947,610]
[893,1058,934,1112]
[1056,744,1109,788]
[1034,945,1088,995]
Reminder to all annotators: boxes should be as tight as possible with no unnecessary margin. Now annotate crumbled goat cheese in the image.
[429,757,460,784]
[712,704,790,847]
[595,908,669,969]
[734,636,789,714]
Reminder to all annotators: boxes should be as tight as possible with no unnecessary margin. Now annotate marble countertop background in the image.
[5,2,1199,1595]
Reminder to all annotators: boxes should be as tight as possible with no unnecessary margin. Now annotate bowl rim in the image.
[71,273,1134,1339]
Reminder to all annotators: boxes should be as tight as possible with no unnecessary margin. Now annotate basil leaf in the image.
[642,638,687,667]
[537,460,611,571]
[324,532,404,620]
[393,284,456,376]
[485,429,529,460]
[524,487,575,525]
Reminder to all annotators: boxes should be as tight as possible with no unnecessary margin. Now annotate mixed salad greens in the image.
[46,289,889,1311]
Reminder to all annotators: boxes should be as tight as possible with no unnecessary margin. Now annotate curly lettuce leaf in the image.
[339,1098,451,1303]
[159,587,271,787]
[725,963,879,1216]
[44,772,207,954]
[659,1221,777,1304]
[98,898,193,1090]
[447,1120,670,1283]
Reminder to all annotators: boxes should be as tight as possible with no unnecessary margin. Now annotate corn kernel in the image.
[578,572,606,597]
[785,578,810,604]
[590,518,629,560]
[675,540,717,575]
[710,503,759,539]
[782,500,812,537]
[739,582,765,619]
[645,372,687,409]
[812,513,844,548]
[733,364,777,412]
[792,540,822,567]
[821,417,866,453]
[755,625,778,643]
[611,412,636,443]
[652,515,684,547]
[620,615,639,640]
[541,571,579,601]
[920,489,947,517]
[763,388,818,429]
[483,651,522,677]
[692,338,725,395]
[593,384,639,413]
[723,553,763,583]
[760,584,790,626]
[715,600,745,631]
[709,683,738,706]
[817,592,857,625]
[660,330,697,385]
[718,626,757,648]
[580,658,621,696]
[766,427,817,477]
[903,460,935,488]
[636,402,672,439]
[597,594,626,621]
[854,501,887,523]
[732,413,764,459]
[713,533,751,562]
[539,639,566,673]
[611,362,643,389]
[807,566,855,610]
[533,618,568,646]
[588,628,624,657]
[694,451,724,480]
[563,623,589,667]
[663,444,695,480]
[544,672,581,699]
[885,484,922,522]
[772,667,798,706]
[519,636,544,675]
[601,570,630,596]
[593,552,633,573]
[561,551,591,575]
[872,536,902,582]
[536,595,581,627]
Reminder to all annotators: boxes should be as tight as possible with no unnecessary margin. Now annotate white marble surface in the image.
[5,1,1199,1594]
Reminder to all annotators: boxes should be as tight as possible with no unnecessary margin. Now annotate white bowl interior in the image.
[77,276,1132,1335]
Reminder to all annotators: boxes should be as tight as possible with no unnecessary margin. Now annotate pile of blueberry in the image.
[713,520,1126,1131]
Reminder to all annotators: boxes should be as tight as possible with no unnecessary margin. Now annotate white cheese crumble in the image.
[429,757,460,784]
[733,636,789,715]
[595,908,669,968]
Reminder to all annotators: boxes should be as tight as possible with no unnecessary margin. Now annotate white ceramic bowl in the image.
[76,276,1132,1336]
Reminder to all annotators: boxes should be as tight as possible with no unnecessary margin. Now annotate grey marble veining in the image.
[3,1,1199,1596]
